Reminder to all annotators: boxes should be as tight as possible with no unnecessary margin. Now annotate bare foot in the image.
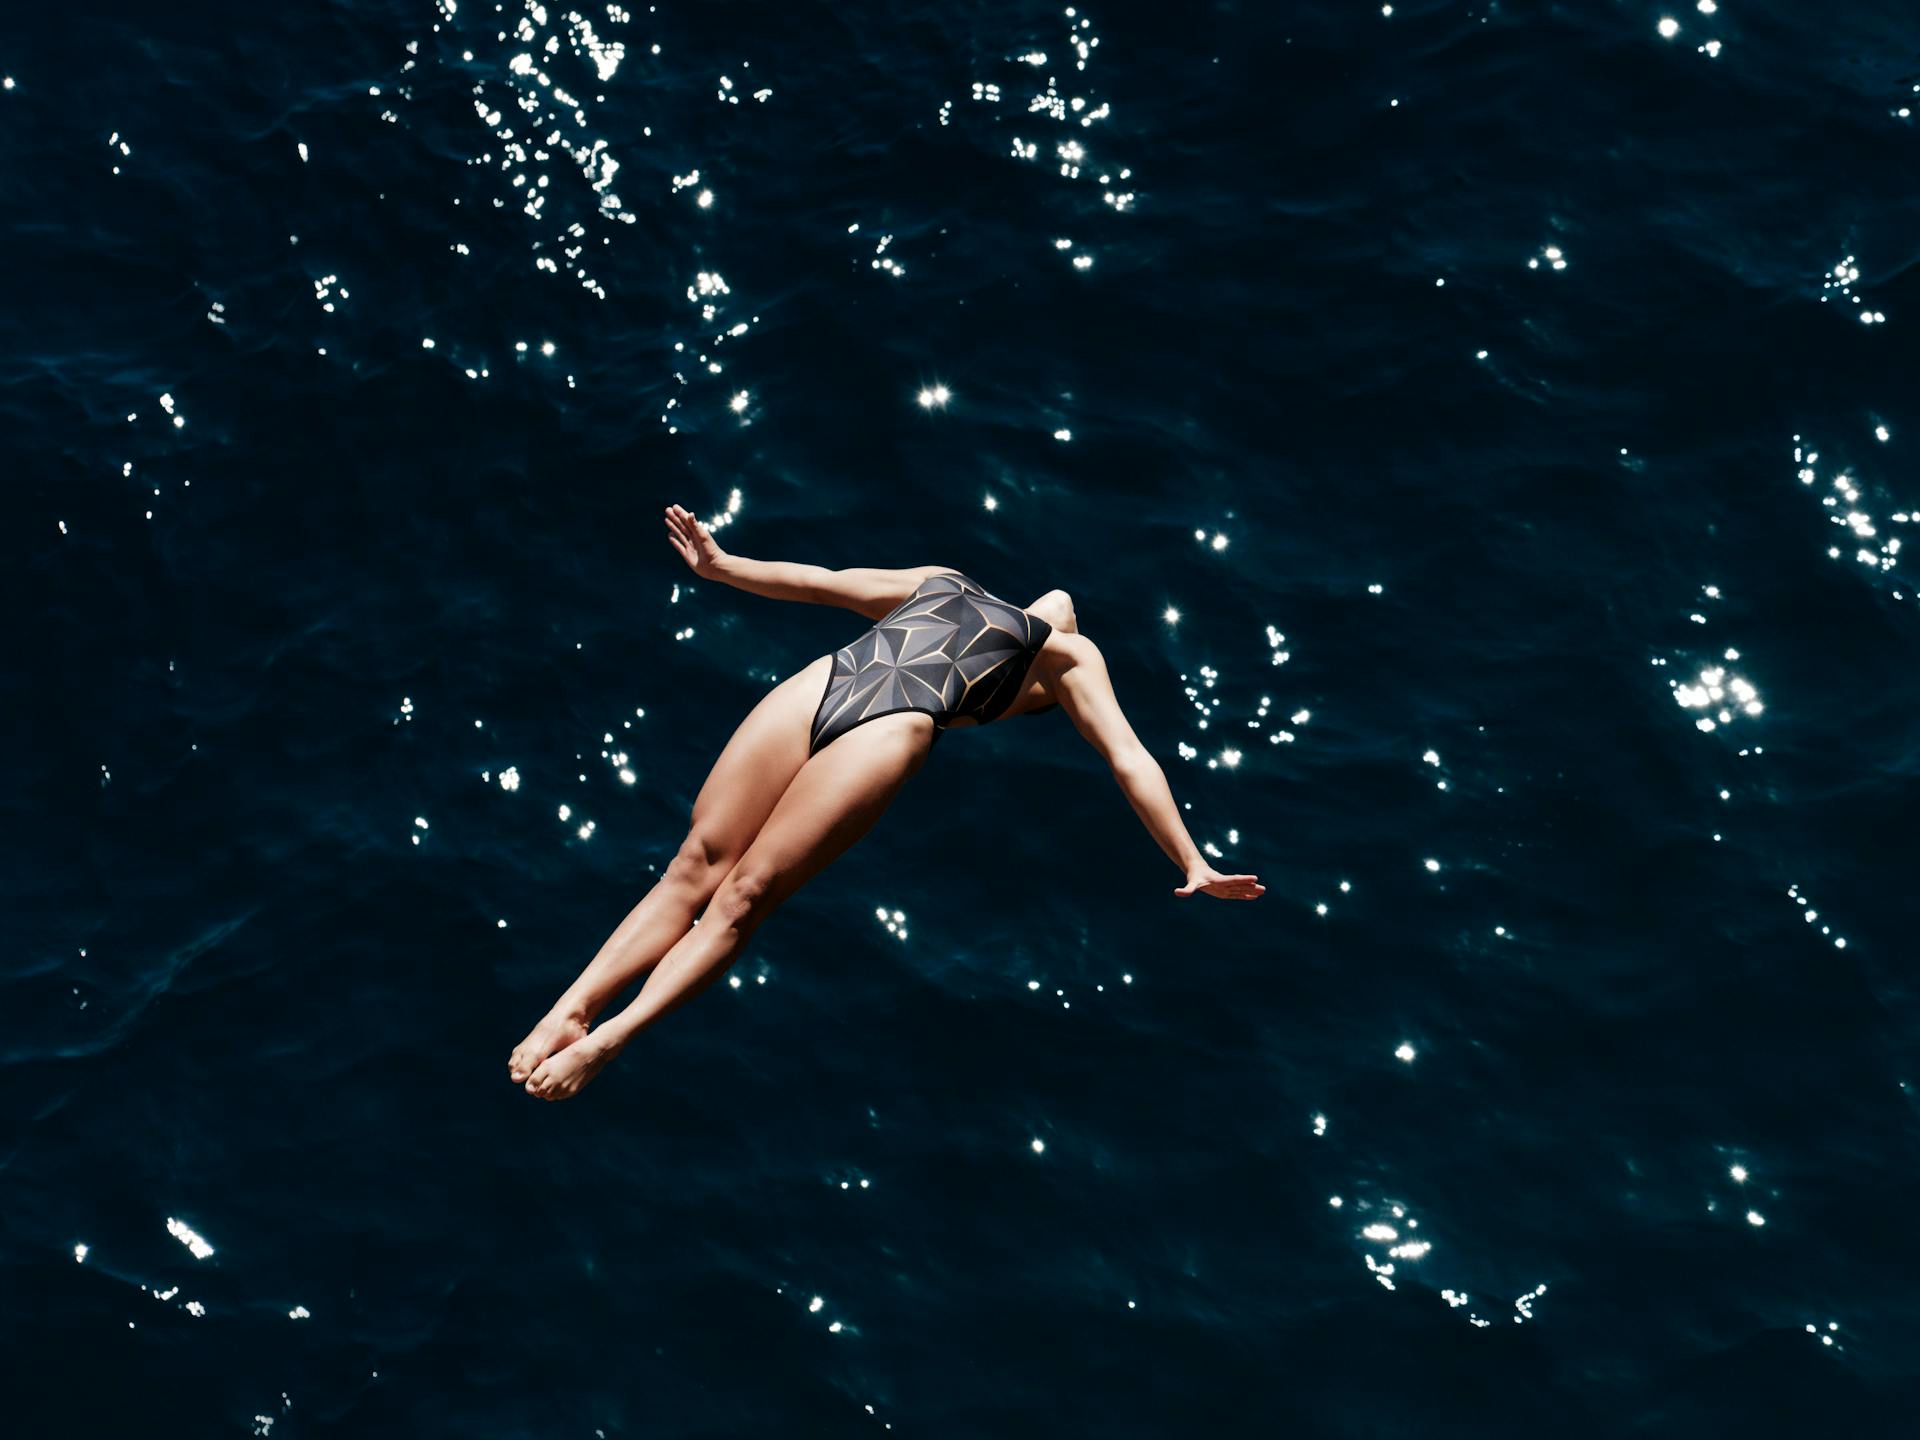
[523,1033,619,1101]
[508,1009,589,1084]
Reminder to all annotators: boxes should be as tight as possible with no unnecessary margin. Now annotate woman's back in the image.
[808,570,1055,754]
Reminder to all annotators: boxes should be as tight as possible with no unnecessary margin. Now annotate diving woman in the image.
[508,504,1263,1099]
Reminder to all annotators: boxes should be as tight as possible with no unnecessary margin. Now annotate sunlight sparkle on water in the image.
[869,230,907,277]
[1672,662,1763,728]
[167,1218,216,1260]
[1794,439,1906,579]
[917,384,951,409]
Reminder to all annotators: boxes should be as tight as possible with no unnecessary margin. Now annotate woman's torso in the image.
[808,570,1056,755]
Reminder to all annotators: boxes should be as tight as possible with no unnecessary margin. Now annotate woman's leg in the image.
[507,655,833,1082]
[522,711,934,1099]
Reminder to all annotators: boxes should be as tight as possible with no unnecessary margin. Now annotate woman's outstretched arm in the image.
[664,503,950,619]
[1046,632,1265,900]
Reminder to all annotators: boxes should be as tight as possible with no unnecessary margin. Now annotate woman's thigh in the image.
[686,653,833,861]
[722,710,936,909]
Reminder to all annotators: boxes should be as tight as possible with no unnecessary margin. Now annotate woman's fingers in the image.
[663,503,719,572]
[663,522,695,569]
[664,504,710,555]
[1174,876,1265,899]
[1206,875,1265,900]
[664,507,701,563]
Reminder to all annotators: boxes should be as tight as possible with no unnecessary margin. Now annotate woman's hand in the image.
[1174,863,1265,900]
[663,503,727,579]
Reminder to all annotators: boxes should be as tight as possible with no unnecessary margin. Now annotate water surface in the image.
[7,0,1920,1433]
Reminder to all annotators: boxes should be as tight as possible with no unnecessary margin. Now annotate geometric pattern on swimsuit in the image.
[808,570,1055,755]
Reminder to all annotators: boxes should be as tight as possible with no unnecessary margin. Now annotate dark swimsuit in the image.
[808,570,1056,755]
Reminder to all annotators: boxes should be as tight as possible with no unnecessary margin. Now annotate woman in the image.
[509,503,1265,1099]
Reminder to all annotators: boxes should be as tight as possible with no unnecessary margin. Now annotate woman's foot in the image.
[523,1033,619,1101]
[508,1008,589,1084]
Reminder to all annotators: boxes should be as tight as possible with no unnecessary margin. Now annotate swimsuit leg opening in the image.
[806,654,839,757]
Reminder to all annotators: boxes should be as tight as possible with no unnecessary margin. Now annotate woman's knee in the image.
[709,864,779,931]
[664,829,733,892]
[1036,588,1077,633]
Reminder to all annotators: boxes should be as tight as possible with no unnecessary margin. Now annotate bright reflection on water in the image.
[37,0,1915,1418]
[1792,435,1911,603]
[437,1,786,437]
[955,4,1136,278]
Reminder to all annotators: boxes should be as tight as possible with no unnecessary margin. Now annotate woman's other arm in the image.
[1047,633,1265,900]
[663,503,951,619]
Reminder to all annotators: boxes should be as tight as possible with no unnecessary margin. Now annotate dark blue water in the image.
[9,0,1920,1432]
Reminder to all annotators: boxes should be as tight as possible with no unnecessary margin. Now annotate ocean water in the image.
[8,0,1920,1432]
